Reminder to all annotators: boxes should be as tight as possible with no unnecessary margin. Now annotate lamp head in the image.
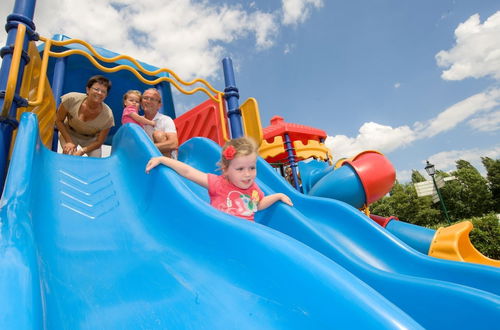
[425,160,435,176]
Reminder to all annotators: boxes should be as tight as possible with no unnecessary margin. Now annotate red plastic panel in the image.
[174,98,228,146]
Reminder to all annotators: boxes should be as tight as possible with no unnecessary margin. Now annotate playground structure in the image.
[1,0,499,329]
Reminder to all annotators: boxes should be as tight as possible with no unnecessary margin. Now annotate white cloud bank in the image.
[0,0,323,79]
[326,12,500,165]
[325,87,500,158]
[396,145,500,183]
[282,0,324,25]
[436,11,500,81]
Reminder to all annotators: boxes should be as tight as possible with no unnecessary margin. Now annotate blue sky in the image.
[1,0,499,182]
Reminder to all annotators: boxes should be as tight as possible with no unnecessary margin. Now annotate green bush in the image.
[468,213,500,260]
[427,214,500,260]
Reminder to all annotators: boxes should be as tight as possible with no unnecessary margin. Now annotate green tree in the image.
[440,160,493,219]
[371,181,441,226]
[411,170,426,183]
[481,157,500,212]
[469,213,500,259]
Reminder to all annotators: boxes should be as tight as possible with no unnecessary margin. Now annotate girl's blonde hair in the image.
[219,137,258,170]
[123,90,142,105]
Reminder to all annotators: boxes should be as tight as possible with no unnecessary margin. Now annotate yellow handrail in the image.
[38,35,222,101]
[1,24,26,117]
[4,30,227,125]
[27,38,52,106]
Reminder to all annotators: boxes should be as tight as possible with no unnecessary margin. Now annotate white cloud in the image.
[395,146,500,183]
[282,0,324,25]
[0,0,319,80]
[427,145,500,174]
[436,11,500,80]
[396,169,413,184]
[415,88,500,138]
[325,122,416,159]
[468,110,500,132]
[41,0,279,79]
[394,82,401,88]
[284,43,294,54]
[324,12,500,162]
[325,87,500,160]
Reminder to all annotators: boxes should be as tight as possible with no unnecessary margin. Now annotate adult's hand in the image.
[63,142,77,154]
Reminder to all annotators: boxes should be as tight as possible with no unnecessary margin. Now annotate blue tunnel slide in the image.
[1,113,499,329]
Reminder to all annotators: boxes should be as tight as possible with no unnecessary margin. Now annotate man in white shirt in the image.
[141,88,178,157]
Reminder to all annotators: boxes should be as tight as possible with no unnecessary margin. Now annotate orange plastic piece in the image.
[261,116,329,164]
[240,97,263,146]
[259,136,285,160]
[429,221,500,267]
[174,97,229,147]
[293,140,330,161]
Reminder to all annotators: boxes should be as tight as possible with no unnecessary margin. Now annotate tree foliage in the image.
[411,170,426,183]
[371,181,441,227]
[435,160,492,220]
[482,157,500,212]
[468,213,500,260]
[370,158,499,259]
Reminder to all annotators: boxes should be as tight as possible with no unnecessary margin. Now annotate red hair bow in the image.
[223,145,237,160]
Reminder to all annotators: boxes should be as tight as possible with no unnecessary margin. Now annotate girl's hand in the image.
[145,157,162,173]
[278,193,293,206]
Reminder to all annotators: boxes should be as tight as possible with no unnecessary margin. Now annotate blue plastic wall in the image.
[0,113,425,329]
[181,138,500,330]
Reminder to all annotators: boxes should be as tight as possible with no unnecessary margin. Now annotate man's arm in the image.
[156,132,178,154]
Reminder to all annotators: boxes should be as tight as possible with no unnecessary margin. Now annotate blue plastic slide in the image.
[179,138,500,330]
[0,113,424,329]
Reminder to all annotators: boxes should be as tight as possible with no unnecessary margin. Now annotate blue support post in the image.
[284,133,301,191]
[50,57,66,151]
[0,0,37,191]
[222,57,243,139]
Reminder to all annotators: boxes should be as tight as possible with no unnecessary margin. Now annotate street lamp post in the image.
[425,160,451,225]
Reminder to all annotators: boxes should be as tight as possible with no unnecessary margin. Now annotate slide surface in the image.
[179,138,500,330]
[0,113,423,329]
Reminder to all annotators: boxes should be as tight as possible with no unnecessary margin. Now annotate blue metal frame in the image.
[284,133,302,191]
[50,56,66,151]
[0,0,37,192]
[222,57,243,139]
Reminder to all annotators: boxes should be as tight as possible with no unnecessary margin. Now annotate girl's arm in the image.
[145,156,209,188]
[258,193,293,210]
[129,112,156,126]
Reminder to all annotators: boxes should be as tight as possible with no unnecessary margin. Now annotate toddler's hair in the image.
[219,137,258,170]
[123,90,142,105]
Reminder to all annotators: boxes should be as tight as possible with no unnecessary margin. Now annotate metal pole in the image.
[50,56,66,151]
[0,0,37,192]
[430,174,451,225]
[284,133,301,192]
[221,57,243,138]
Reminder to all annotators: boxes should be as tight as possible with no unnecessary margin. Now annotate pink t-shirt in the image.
[121,105,142,127]
[207,174,264,221]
